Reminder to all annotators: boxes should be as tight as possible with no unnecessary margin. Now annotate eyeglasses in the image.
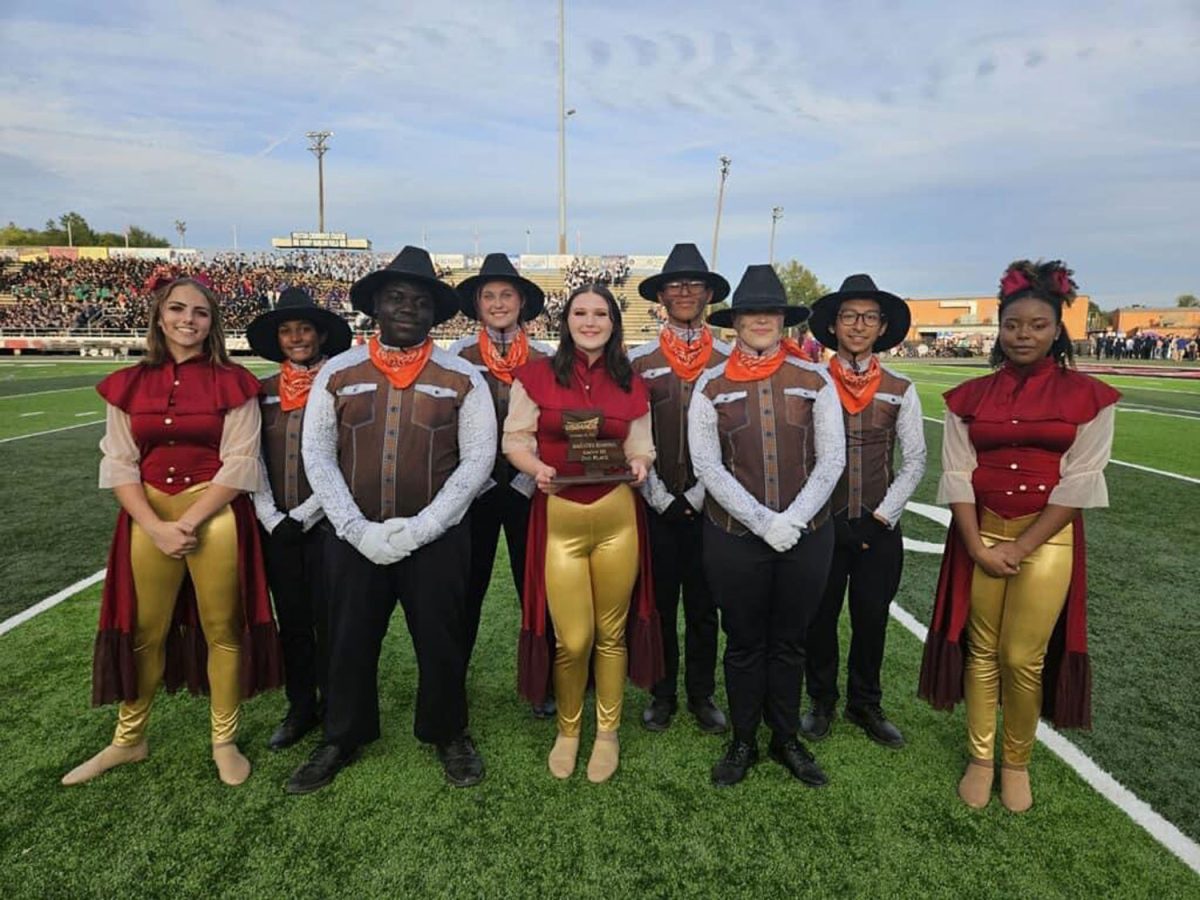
[836,310,885,326]
[663,280,708,294]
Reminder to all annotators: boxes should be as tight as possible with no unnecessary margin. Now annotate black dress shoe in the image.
[437,734,485,788]
[286,743,357,794]
[687,696,729,735]
[641,696,677,732]
[845,704,905,750]
[711,740,759,787]
[531,696,557,720]
[268,708,320,751]
[799,702,835,742]
[769,737,829,788]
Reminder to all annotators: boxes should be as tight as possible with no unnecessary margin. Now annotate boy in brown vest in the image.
[800,275,926,749]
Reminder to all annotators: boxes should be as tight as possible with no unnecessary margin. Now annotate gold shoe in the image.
[548,734,580,779]
[957,757,994,809]
[1000,763,1033,813]
[212,742,251,786]
[586,731,620,784]
[61,741,148,786]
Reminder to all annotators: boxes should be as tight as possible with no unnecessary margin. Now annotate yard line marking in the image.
[920,416,1200,484]
[75,410,100,417]
[887,601,1200,877]
[1117,408,1200,422]
[0,420,104,443]
[0,386,93,399]
[0,569,106,638]
[18,411,44,417]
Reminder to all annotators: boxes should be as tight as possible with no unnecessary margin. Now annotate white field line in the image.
[75,410,100,417]
[1117,408,1200,422]
[892,366,1200,395]
[0,569,106,637]
[920,416,1199,485]
[18,411,44,417]
[0,386,93,399]
[0,420,104,444]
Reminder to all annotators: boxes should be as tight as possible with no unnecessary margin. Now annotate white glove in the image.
[762,514,802,553]
[356,521,408,565]
[386,522,420,562]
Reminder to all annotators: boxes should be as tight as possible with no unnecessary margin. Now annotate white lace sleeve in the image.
[407,370,498,548]
[779,379,845,530]
[98,403,141,488]
[253,456,286,532]
[874,383,927,527]
[288,494,326,531]
[936,410,977,505]
[302,346,371,546]
[639,468,675,514]
[683,480,705,511]
[1049,405,1115,508]
[212,399,265,492]
[687,381,775,537]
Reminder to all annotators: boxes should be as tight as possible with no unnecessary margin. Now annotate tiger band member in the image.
[286,247,496,793]
[799,275,926,751]
[449,253,554,717]
[247,287,352,750]
[689,265,845,788]
[630,243,731,735]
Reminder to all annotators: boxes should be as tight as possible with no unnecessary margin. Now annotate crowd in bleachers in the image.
[1093,332,1199,361]
[563,256,631,291]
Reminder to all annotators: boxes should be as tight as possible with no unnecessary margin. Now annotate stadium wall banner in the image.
[628,255,668,271]
[432,254,465,269]
[78,247,110,260]
[519,255,550,270]
[109,248,196,261]
[48,247,80,260]
[546,254,575,269]
[0,248,18,261]
[17,248,50,262]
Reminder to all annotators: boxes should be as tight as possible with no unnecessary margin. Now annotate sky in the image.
[1,0,1198,309]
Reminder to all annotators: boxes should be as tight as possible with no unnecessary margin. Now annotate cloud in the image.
[587,39,611,67]
[976,57,997,78]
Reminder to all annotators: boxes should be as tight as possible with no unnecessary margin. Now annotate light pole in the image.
[525,228,532,254]
[769,206,784,263]
[174,220,187,249]
[556,0,574,255]
[306,130,333,233]
[711,155,731,268]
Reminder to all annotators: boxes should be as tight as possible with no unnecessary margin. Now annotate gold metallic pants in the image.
[965,509,1073,765]
[544,485,639,737]
[114,483,242,747]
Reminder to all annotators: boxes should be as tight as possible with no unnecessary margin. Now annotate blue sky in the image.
[1,0,1197,308]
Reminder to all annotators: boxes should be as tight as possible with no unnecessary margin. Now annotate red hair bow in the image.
[1050,269,1073,296]
[999,268,1031,298]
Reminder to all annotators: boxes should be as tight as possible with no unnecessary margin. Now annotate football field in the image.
[1,356,1198,898]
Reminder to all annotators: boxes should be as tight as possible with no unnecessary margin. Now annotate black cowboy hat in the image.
[246,287,353,362]
[707,264,809,328]
[638,243,731,303]
[454,253,545,321]
[349,245,460,324]
[809,273,911,353]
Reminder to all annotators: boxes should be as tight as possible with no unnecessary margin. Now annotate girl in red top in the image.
[919,260,1119,812]
[504,284,664,783]
[62,275,280,788]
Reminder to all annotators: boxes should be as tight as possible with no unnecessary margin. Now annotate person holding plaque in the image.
[503,284,665,783]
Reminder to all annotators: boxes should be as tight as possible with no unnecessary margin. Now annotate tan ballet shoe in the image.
[957,757,994,809]
[1000,763,1033,813]
[61,741,148,786]
[586,731,619,784]
[212,742,251,786]
[548,734,580,779]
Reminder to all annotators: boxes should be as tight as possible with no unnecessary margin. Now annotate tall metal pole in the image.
[769,206,783,264]
[711,155,731,268]
[306,131,333,233]
[557,0,567,255]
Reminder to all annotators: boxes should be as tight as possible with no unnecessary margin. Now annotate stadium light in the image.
[306,131,333,234]
[769,206,784,264]
[557,0,570,255]
[711,155,732,268]
[174,220,187,249]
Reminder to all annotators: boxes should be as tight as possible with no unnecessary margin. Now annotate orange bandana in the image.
[782,337,819,363]
[828,355,881,414]
[658,326,713,383]
[368,335,434,390]
[724,344,787,382]
[478,327,529,384]
[278,359,322,412]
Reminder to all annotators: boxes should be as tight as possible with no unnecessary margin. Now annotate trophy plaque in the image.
[552,409,634,485]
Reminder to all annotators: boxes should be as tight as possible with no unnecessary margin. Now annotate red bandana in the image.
[658,326,714,383]
[724,344,787,382]
[278,359,322,412]
[478,328,529,384]
[828,356,881,414]
[368,335,434,390]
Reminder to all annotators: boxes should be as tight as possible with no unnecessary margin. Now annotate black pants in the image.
[323,521,471,750]
[804,517,904,708]
[647,508,718,703]
[261,521,329,718]
[704,520,834,744]
[464,483,530,657]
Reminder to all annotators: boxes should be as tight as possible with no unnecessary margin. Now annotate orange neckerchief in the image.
[278,358,323,412]
[828,355,881,414]
[781,337,816,362]
[478,327,529,384]
[368,334,434,390]
[658,325,713,383]
[724,343,787,382]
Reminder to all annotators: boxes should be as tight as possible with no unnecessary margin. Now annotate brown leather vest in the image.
[259,373,313,512]
[701,360,831,536]
[830,367,911,519]
[324,357,474,522]
[454,335,548,487]
[631,337,729,496]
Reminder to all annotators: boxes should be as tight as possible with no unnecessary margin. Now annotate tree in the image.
[1177,294,1198,308]
[0,215,169,247]
[774,259,828,308]
[1087,300,1112,331]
